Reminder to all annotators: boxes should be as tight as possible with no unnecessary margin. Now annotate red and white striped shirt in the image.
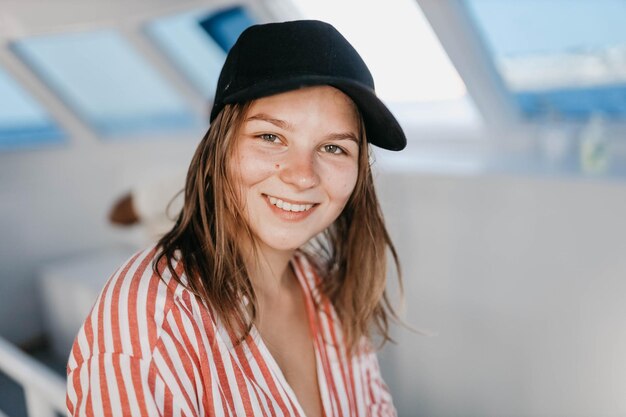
[66,247,396,416]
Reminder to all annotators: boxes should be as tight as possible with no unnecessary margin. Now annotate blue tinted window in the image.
[465,0,626,120]
[146,6,254,99]
[0,66,65,151]
[198,6,255,52]
[12,30,200,137]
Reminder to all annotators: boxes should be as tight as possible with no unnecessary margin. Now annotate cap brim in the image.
[223,75,406,151]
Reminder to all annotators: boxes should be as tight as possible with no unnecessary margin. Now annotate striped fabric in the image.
[66,247,396,416]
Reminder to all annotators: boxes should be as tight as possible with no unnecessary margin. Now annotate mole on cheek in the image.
[275,164,280,169]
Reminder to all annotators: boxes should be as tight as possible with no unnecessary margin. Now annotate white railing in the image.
[0,336,66,417]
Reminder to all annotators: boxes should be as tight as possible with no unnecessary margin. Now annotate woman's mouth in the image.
[265,195,316,213]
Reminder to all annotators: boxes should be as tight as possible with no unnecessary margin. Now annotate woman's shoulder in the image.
[101,245,191,314]
[68,245,199,367]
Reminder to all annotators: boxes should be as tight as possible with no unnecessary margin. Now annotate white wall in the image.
[0,136,197,344]
[377,171,626,417]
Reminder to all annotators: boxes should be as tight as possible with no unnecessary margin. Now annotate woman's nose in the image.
[279,150,321,190]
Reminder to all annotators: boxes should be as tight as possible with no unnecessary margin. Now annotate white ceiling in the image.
[0,0,240,37]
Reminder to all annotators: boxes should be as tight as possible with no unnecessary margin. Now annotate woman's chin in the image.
[254,235,312,255]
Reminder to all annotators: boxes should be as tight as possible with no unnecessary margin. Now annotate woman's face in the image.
[230,85,360,256]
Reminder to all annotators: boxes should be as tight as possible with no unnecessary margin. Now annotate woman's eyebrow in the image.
[245,113,292,130]
[326,132,359,145]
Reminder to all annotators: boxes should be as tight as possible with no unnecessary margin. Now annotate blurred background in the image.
[1,0,626,416]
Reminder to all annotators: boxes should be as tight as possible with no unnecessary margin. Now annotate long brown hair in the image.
[155,100,402,353]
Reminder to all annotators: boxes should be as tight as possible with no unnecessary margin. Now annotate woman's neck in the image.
[244,244,296,300]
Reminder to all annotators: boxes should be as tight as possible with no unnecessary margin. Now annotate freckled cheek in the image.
[324,166,359,202]
[235,154,279,185]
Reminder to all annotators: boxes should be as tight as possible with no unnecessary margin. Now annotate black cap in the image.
[210,20,406,151]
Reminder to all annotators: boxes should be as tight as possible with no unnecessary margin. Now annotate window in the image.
[289,0,480,128]
[12,30,200,137]
[146,6,255,99]
[0,66,65,151]
[198,6,256,52]
[464,0,626,120]
[290,0,470,103]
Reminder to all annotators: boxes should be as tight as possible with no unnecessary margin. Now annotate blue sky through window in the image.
[465,0,626,57]
[12,30,200,137]
[0,66,65,151]
[198,6,255,52]
[465,0,626,120]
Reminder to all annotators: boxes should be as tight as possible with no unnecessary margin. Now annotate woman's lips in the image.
[263,194,318,220]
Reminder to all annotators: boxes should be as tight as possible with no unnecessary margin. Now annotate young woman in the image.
[67,20,406,417]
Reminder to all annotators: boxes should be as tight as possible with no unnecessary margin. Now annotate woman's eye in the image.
[322,144,344,155]
[258,133,280,143]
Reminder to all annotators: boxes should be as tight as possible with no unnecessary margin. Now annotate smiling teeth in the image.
[268,196,314,212]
